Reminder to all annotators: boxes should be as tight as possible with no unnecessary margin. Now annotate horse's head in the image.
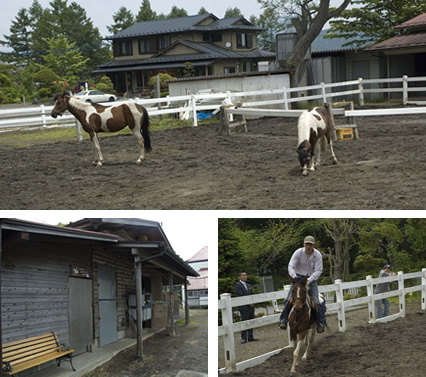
[290,276,308,311]
[51,92,70,118]
[297,141,311,176]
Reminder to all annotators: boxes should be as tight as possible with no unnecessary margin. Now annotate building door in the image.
[69,277,93,355]
[98,265,118,346]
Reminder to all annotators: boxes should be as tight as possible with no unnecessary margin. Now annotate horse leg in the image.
[329,138,338,164]
[290,337,304,373]
[302,328,315,360]
[131,126,145,164]
[90,133,103,167]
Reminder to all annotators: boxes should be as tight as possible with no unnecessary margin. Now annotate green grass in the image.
[0,116,218,148]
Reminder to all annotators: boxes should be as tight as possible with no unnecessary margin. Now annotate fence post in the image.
[41,104,47,127]
[398,271,405,317]
[422,268,426,311]
[191,94,198,127]
[358,77,364,106]
[220,293,236,373]
[366,275,375,323]
[283,86,289,110]
[335,279,346,332]
[281,284,294,349]
[402,75,408,105]
[321,82,327,104]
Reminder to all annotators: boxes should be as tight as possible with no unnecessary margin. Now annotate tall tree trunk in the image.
[322,219,356,281]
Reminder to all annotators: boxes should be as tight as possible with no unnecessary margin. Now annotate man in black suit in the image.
[234,271,259,344]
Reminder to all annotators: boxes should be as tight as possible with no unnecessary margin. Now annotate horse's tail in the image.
[141,106,152,152]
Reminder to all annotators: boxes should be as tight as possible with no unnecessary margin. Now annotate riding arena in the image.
[219,270,426,377]
[1,78,426,210]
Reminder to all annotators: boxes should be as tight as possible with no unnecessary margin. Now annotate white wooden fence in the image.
[218,268,426,374]
[1,75,426,134]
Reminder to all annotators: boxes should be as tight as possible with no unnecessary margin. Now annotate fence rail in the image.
[1,75,426,133]
[218,268,426,374]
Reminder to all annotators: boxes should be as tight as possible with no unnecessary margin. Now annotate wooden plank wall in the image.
[1,241,92,345]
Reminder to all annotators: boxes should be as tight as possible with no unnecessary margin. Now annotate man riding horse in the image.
[279,236,326,333]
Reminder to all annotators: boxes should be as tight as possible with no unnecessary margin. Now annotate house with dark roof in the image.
[94,14,275,94]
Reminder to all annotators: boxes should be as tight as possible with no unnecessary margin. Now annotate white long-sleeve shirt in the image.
[288,247,323,283]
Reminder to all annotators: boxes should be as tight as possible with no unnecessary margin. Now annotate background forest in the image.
[219,218,426,296]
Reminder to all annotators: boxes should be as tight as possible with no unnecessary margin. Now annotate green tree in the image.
[183,62,195,78]
[224,7,243,18]
[0,73,22,104]
[108,7,135,34]
[95,75,116,93]
[136,0,158,22]
[326,0,426,48]
[41,35,89,84]
[198,7,209,15]
[258,0,351,88]
[168,6,188,18]
[1,8,32,64]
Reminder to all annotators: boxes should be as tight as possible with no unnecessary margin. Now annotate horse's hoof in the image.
[302,171,309,176]
[333,159,338,165]
[96,162,103,167]
[136,160,142,165]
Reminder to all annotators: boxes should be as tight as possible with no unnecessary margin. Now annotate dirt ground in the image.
[83,309,207,377]
[219,301,426,377]
[1,110,425,209]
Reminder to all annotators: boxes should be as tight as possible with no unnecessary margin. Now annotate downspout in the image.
[132,249,164,361]
[0,219,4,377]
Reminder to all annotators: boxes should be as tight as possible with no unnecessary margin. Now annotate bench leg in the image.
[57,355,76,372]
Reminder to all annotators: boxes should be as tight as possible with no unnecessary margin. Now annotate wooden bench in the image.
[2,332,75,375]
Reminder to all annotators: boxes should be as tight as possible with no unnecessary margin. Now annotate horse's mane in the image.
[68,96,95,111]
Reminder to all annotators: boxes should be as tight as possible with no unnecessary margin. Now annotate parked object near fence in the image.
[51,92,151,167]
[218,268,426,374]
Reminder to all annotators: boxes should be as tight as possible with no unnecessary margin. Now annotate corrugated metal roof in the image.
[366,32,426,51]
[396,13,426,29]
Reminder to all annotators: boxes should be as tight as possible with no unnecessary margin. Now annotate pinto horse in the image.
[288,276,317,373]
[297,105,338,176]
[51,92,151,166]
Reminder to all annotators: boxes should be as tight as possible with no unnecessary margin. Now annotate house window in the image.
[199,290,208,297]
[242,61,252,72]
[236,32,253,49]
[159,35,171,50]
[114,40,132,56]
[224,66,236,74]
[139,38,157,54]
[202,33,222,42]
[211,33,222,42]
[188,291,199,298]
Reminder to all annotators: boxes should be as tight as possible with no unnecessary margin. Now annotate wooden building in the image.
[0,218,198,373]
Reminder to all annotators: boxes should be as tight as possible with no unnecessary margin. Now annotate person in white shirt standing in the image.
[279,236,325,333]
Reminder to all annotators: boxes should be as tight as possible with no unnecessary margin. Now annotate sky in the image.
[6,210,215,262]
[0,0,264,52]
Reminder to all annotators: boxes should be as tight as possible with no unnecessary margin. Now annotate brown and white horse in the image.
[288,276,317,373]
[51,92,151,166]
[297,106,338,176]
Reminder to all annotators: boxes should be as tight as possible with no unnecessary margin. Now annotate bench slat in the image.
[3,340,58,360]
[5,343,60,364]
[2,332,74,375]
[4,350,73,375]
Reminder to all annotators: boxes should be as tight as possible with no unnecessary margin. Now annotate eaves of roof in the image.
[365,32,426,51]
[396,13,426,29]
[106,13,262,40]
[1,218,118,242]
